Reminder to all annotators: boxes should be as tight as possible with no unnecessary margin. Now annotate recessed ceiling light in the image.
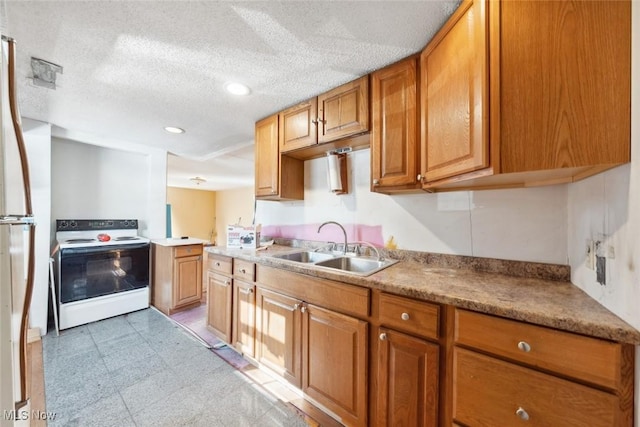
[164,126,185,134]
[224,82,251,96]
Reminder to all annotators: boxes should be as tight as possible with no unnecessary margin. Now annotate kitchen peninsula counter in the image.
[152,238,209,247]
[205,244,640,345]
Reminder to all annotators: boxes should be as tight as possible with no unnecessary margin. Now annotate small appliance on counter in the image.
[55,219,151,329]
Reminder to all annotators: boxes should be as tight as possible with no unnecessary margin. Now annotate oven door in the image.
[58,242,150,304]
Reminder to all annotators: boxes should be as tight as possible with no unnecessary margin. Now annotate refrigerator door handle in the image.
[0,215,35,225]
[5,36,36,410]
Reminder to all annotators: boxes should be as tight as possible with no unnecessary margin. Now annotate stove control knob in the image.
[107,221,114,227]
[70,221,77,228]
[60,221,68,228]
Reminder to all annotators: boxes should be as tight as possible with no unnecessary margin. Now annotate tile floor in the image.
[42,308,309,427]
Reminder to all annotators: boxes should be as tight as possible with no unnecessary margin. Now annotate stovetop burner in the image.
[65,238,97,244]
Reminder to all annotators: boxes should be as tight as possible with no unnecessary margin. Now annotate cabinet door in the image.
[206,271,232,343]
[371,57,420,191]
[377,328,439,427]
[256,288,302,388]
[255,114,279,197]
[173,254,202,309]
[232,279,255,358]
[318,76,369,143]
[421,0,488,183]
[453,348,620,427]
[279,99,318,152]
[303,304,368,427]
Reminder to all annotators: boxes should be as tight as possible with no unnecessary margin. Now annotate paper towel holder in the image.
[326,148,350,195]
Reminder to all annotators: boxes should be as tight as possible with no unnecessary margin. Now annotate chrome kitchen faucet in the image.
[317,221,348,255]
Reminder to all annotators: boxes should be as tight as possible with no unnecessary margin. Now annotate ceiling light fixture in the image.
[190,176,206,185]
[224,82,251,96]
[164,126,185,134]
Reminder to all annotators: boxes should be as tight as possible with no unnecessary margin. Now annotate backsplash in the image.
[271,237,571,282]
[256,148,568,265]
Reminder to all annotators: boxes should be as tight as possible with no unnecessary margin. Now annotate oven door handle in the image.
[60,242,150,256]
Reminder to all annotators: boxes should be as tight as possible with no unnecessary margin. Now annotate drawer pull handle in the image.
[517,341,531,352]
[379,333,387,341]
[401,312,410,321]
[515,407,529,421]
[239,268,246,274]
[215,262,221,266]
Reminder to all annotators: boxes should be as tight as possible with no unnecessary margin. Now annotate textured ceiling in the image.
[3,0,459,190]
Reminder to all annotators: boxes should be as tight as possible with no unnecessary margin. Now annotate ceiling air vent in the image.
[30,57,63,89]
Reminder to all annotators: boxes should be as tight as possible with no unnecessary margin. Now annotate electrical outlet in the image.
[585,239,596,270]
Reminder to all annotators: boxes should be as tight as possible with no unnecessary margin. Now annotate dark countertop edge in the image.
[205,245,640,345]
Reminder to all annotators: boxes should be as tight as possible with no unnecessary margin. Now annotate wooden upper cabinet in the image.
[498,0,630,174]
[279,99,318,153]
[421,0,488,184]
[371,57,420,192]
[255,114,279,197]
[318,75,369,143]
[420,0,630,191]
[254,114,304,200]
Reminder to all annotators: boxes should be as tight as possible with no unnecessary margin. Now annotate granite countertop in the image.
[152,238,209,247]
[205,244,640,345]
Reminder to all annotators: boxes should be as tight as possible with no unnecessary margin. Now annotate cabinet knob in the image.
[239,268,246,274]
[379,333,387,341]
[271,190,277,194]
[300,306,307,313]
[517,341,531,352]
[248,288,254,294]
[372,179,380,186]
[401,312,410,321]
[215,262,221,267]
[515,407,529,421]
[311,118,318,124]
[293,304,300,311]
[417,174,423,182]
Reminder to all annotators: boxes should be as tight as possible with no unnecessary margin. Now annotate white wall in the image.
[22,119,51,336]
[568,3,640,424]
[51,137,163,238]
[257,149,568,265]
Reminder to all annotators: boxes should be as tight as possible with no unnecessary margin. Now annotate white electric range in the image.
[55,219,151,330]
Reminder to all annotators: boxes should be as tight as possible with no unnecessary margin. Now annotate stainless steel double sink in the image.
[269,250,398,276]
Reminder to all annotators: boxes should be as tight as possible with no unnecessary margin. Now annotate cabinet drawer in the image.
[453,348,620,427]
[454,309,623,390]
[206,254,232,275]
[175,244,202,258]
[233,259,255,282]
[379,293,439,340]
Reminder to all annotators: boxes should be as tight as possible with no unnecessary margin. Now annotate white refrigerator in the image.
[0,35,37,425]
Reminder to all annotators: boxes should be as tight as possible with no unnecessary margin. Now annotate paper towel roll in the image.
[326,153,342,193]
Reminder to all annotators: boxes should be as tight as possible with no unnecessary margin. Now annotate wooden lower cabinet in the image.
[451,309,634,426]
[303,304,368,427]
[256,287,303,387]
[256,286,368,426]
[453,348,621,426]
[376,327,439,427]
[232,279,256,358]
[206,271,232,343]
[152,243,203,315]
